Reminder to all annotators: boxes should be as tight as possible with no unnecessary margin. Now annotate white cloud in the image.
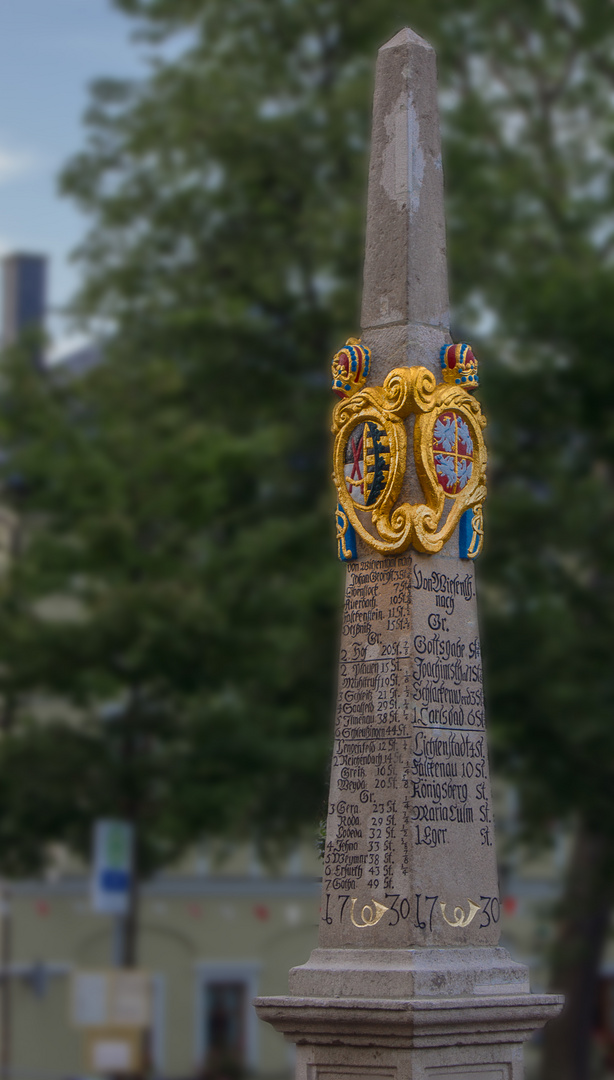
[47,332,92,365]
[0,145,34,185]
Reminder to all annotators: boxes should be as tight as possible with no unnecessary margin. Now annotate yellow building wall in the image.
[5,846,322,1079]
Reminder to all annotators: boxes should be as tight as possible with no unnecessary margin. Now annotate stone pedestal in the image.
[255,948,562,1079]
[253,950,561,1075]
[256,992,559,1080]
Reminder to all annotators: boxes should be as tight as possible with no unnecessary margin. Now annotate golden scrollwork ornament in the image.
[331,339,486,561]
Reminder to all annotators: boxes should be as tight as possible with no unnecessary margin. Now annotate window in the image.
[195,962,261,1072]
[206,982,246,1063]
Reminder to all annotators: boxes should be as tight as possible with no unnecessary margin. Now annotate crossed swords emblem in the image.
[347,428,364,497]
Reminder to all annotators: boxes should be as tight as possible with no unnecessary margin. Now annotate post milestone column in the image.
[255,27,562,1080]
[320,28,496,947]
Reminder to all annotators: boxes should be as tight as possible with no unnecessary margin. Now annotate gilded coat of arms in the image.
[332,341,486,561]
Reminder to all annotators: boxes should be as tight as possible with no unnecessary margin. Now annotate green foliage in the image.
[0,324,339,874]
[437,2,614,844]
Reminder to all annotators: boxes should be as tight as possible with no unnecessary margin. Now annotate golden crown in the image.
[440,343,479,389]
[332,337,371,399]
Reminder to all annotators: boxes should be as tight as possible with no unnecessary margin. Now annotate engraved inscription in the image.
[320,550,500,945]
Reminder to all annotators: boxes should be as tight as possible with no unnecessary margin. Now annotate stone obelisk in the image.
[256,28,562,1080]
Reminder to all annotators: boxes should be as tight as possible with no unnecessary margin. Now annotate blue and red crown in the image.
[332,338,371,399]
[440,343,479,389]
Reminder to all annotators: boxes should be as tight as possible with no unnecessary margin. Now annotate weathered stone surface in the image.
[363,325,450,389]
[255,993,559,1078]
[288,948,530,1001]
[255,992,560,1047]
[319,545,499,949]
[361,29,449,336]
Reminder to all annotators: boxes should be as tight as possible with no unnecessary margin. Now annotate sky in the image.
[0,0,146,356]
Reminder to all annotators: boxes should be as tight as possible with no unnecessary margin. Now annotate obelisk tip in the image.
[379,26,434,54]
[361,23,449,345]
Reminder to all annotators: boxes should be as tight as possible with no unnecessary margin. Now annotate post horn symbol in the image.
[440,898,481,928]
[350,898,389,928]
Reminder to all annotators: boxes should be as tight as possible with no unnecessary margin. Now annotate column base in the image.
[288,947,532,999]
[254,949,563,1080]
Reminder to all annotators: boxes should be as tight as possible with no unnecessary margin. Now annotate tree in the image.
[0,320,339,961]
[0,0,422,958]
[0,0,418,962]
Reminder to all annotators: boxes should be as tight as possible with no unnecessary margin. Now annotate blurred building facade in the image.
[1,254,47,366]
[4,845,320,1080]
[5,816,609,1080]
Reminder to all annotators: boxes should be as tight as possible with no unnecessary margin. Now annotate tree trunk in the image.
[120,869,139,968]
[0,883,11,1080]
[540,824,613,1080]
[117,686,140,969]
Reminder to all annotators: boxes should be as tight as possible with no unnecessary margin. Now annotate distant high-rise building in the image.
[1,253,47,354]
